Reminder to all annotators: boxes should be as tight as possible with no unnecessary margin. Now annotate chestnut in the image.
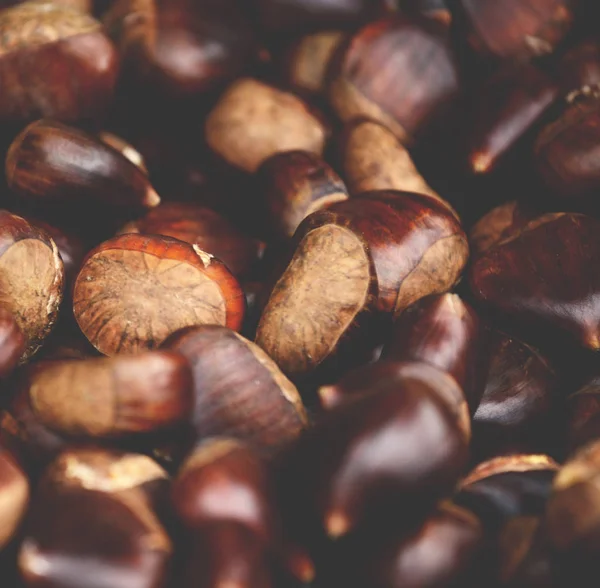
[73,233,246,356]
[257,150,349,240]
[256,191,468,378]
[0,211,64,362]
[328,16,461,144]
[98,131,148,174]
[20,351,193,439]
[0,307,25,378]
[567,375,600,453]
[205,78,327,173]
[382,293,489,412]
[0,1,118,126]
[161,325,307,453]
[118,202,261,279]
[469,212,600,351]
[557,39,600,102]
[0,442,29,549]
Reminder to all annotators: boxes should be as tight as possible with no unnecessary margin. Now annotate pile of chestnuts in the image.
[0,0,600,586]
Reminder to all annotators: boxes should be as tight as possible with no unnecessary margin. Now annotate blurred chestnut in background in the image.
[0,1,118,127]
[567,375,600,453]
[557,39,600,101]
[329,16,461,144]
[0,442,29,550]
[401,0,451,25]
[73,234,245,356]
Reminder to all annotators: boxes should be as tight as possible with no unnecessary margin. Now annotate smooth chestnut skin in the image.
[0,444,29,550]
[172,438,273,542]
[119,202,260,279]
[383,293,489,412]
[285,361,470,539]
[0,307,25,378]
[162,325,307,453]
[7,120,160,217]
[0,211,64,362]
[567,375,600,452]
[329,16,461,144]
[257,150,349,240]
[472,332,558,462]
[0,1,118,126]
[73,234,246,356]
[469,213,600,352]
[21,351,194,440]
[98,132,148,174]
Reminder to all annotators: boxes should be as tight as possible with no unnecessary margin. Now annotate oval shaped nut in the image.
[206,78,327,173]
[73,234,245,356]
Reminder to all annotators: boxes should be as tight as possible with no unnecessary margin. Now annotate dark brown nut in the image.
[452,0,574,63]
[21,351,193,439]
[205,78,327,173]
[257,150,349,240]
[329,16,461,144]
[382,293,489,412]
[73,234,246,356]
[0,1,118,126]
[465,64,558,175]
[287,361,470,538]
[534,97,600,200]
[256,191,468,378]
[472,332,558,462]
[0,443,29,549]
[0,307,25,378]
[567,375,600,453]
[6,120,160,218]
[119,202,260,279]
[469,213,600,351]
[162,325,307,453]
[0,211,64,362]
[98,131,148,174]
[171,438,273,542]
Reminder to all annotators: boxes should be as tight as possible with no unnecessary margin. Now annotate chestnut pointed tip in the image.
[324,510,351,539]
[145,188,161,208]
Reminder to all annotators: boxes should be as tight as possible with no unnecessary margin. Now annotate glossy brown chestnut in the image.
[0,307,25,378]
[0,211,64,362]
[257,150,349,240]
[206,78,327,173]
[382,293,488,412]
[73,234,246,356]
[21,351,193,439]
[567,375,600,453]
[465,64,558,175]
[256,191,468,377]
[469,213,600,351]
[286,361,470,538]
[0,442,29,549]
[0,1,118,126]
[119,202,260,279]
[98,131,148,174]
[329,16,461,144]
[161,325,307,453]
[6,120,160,217]
[452,0,574,63]
[472,332,558,461]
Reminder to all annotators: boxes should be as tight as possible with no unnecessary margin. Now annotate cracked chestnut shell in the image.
[73,234,245,356]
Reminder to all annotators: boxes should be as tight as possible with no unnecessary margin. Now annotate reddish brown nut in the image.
[162,325,307,453]
[382,293,489,412]
[465,64,558,175]
[0,443,29,549]
[98,131,148,174]
[567,375,600,453]
[0,307,25,378]
[0,211,64,362]
[119,203,260,279]
[73,234,245,356]
[472,332,558,462]
[6,120,160,218]
[257,150,349,240]
[256,191,468,378]
[21,351,193,439]
[0,1,118,126]
[469,213,600,351]
[452,0,574,63]
[206,78,327,173]
[329,16,461,144]
[172,438,273,542]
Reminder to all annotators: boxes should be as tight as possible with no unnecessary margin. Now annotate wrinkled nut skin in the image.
[469,213,600,351]
[73,234,246,356]
[257,150,349,240]
[6,120,160,216]
[171,438,273,543]
[162,325,307,453]
[206,78,327,173]
[472,332,558,462]
[0,444,29,550]
[0,307,25,378]
[0,211,64,362]
[567,376,600,453]
[383,293,489,413]
[0,1,118,126]
[23,351,194,439]
[329,16,461,144]
[120,202,260,279]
